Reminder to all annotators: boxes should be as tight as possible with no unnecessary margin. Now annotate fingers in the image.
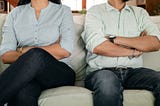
[133,49,143,57]
[140,30,147,36]
[55,35,62,43]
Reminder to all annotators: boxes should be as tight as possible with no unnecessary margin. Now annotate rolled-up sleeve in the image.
[59,7,75,54]
[81,7,106,53]
[140,9,160,40]
[0,13,17,56]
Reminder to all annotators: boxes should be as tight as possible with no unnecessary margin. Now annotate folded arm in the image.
[1,42,70,64]
[93,40,142,57]
[114,35,160,52]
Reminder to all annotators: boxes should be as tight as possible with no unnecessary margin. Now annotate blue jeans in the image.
[0,48,75,106]
[85,67,160,106]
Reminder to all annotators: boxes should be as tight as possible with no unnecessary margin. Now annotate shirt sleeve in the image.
[0,12,17,56]
[59,6,75,54]
[139,9,160,40]
[81,6,107,53]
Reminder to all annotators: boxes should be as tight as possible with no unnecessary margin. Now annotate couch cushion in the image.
[143,51,160,71]
[70,23,87,81]
[143,16,160,71]
[38,86,93,106]
[150,16,160,29]
[124,90,155,106]
[70,15,87,82]
[38,86,154,106]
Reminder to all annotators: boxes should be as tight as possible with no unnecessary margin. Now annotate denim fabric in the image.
[0,48,75,106]
[85,67,160,106]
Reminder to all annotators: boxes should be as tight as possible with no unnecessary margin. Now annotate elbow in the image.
[62,50,71,58]
[151,41,160,51]
[142,43,160,52]
[64,51,71,58]
[93,46,105,55]
[152,38,160,51]
[150,37,160,51]
[1,55,8,64]
[93,46,100,54]
[156,42,160,51]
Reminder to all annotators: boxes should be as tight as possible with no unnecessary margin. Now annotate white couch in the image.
[0,13,160,106]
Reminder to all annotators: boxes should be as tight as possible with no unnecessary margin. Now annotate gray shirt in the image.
[81,2,160,74]
[0,2,75,66]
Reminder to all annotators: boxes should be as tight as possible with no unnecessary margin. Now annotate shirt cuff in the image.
[0,48,11,56]
[88,37,107,53]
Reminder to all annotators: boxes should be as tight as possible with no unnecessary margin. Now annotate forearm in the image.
[1,51,22,64]
[1,44,70,64]
[1,46,35,64]
[39,44,70,60]
[115,36,160,52]
[93,41,139,57]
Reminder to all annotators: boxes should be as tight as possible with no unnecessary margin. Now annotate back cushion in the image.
[143,51,160,71]
[143,16,160,71]
[0,14,9,73]
[71,15,87,81]
[0,14,7,43]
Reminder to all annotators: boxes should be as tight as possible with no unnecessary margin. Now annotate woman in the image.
[0,0,75,106]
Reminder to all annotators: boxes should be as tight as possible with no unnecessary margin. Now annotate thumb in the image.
[140,30,147,36]
[56,35,62,43]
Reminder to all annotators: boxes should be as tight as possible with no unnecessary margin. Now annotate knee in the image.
[93,70,119,85]
[92,70,122,94]
[20,48,56,64]
[26,48,49,58]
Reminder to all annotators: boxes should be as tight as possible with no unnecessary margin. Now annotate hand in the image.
[22,46,35,53]
[16,46,35,54]
[128,49,143,59]
[42,36,63,60]
[140,30,147,36]
[133,49,143,57]
[105,35,109,39]
[55,35,62,44]
[50,36,62,49]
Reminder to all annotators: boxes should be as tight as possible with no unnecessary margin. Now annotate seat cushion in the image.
[38,86,154,106]
[123,90,155,106]
[38,86,93,106]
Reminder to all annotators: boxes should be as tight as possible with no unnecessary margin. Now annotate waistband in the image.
[102,67,133,71]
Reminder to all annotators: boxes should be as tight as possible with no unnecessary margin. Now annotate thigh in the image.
[85,69,122,91]
[8,80,41,106]
[125,67,160,90]
[85,69,124,106]
[35,60,75,89]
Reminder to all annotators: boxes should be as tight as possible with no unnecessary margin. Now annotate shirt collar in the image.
[28,1,52,12]
[105,1,131,12]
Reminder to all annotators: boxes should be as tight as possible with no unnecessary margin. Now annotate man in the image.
[81,0,160,106]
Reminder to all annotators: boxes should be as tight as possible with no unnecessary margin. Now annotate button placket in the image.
[34,23,39,44]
